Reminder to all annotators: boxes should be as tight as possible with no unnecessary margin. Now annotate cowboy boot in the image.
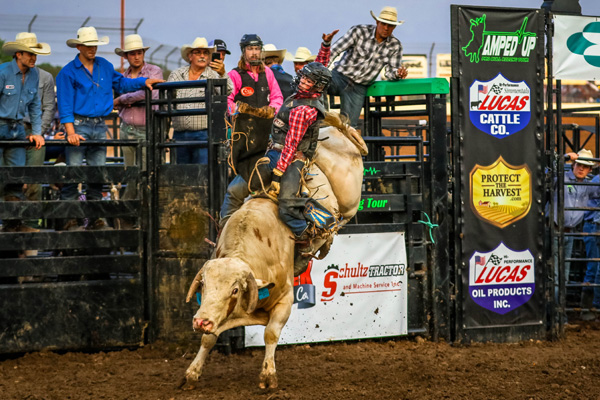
[581,288,596,321]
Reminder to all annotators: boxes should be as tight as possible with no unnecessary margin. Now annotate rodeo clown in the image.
[256,30,339,275]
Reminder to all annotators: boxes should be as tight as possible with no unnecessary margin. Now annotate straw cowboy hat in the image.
[181,37,216,62]
[370,6,404,26]
[262,44,288,64]
[67,27,109,48]
[114,34,150,57]
[2,32,51,56]
[575,149,595,166]
[292,47,316,63]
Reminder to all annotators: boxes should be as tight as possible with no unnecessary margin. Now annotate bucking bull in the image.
[180,113,367,389]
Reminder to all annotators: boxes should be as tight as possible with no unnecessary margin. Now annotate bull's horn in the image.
[245,272,259,313]
[185,269,204,303]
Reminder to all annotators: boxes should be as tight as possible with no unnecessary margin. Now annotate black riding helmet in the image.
[293,62,332,93]
[239,34,263,52]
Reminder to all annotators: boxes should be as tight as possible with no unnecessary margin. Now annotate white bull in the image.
[181,113,367,389]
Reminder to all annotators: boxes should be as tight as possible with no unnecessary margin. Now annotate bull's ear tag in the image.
[196,292,202,306]
[258,287,270,300]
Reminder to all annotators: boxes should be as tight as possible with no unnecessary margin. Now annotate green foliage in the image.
[0,39,14,63]
[37,63,62,79]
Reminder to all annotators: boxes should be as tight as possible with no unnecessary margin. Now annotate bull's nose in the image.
[193,318,213,333]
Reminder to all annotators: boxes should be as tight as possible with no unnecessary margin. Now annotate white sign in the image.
[245,232,408,346]
[436,53,452,79]
[402,54,428,79]
[554,15,600,80]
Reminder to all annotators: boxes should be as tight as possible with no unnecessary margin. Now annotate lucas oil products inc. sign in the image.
[453,6,544,330]
[469,243,535,315]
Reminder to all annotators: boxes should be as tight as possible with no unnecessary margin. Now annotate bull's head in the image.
[185,258,274,334]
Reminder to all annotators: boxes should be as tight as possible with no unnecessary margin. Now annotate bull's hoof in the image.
[178,376,198,391]
[259,372,278,389]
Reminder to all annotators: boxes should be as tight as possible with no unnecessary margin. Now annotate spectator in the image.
[554,150,600,303]
[209,39,231,62]
[56,27,163,231]
[263,44,294,100]
[167,37,233,164]
[113,34,163,204]
[23,66,55,229]
[0,32,49,233]
[219,33,283,226]
[328,6,408,128]
[291,47,316,74]
[582,173,600,320]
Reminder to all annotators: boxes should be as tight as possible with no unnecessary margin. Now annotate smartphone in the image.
[211,53,221,62]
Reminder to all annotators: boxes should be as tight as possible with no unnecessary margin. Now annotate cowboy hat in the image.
[181,37,216,62]
[262,44,288,64]
[2,32,51,56]
[575,149,595,166]
[115,34,150,57]
[370,6,404,26]
[67,27,109,48]
[292,47,316,63]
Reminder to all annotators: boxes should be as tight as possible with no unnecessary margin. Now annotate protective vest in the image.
[271,96,327,159]
[233,67,270,107]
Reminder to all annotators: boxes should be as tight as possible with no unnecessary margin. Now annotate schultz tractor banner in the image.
[245,232,408,346]
[452,6,545,329]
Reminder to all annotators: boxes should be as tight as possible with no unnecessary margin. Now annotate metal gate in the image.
[342,77,451,341]
[145,79,228,342]
[0,132,147,352]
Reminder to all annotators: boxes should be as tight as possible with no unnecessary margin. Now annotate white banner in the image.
[245,232,408,346]
[436,53,452,79]
[403,54,428,79]
[554,15,600,80]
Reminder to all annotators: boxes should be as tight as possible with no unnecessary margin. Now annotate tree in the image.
[0,39,14,63]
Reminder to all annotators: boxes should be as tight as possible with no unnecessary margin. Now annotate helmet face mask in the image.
[293,62,332,94]
[239,34,263,66]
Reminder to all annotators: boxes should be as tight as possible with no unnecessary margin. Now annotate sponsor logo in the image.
[470,156,532,228]
[358,197,390,211]
[240,86,254,97]
[293,261,316,309]
[566,20,600,68]
[469,243,535,314]
[273,118,285,128]
[462,14,537,63]
[5,85,14,90]
[469,73,531,137]
[321,262,405,302]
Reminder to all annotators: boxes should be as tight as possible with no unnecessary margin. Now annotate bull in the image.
[181,115,367,389]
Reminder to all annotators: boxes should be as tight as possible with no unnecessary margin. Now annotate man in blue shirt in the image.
[0,32,50,233]
[56,27,163,231]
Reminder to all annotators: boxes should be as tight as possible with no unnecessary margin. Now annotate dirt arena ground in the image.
[2,321,600,400]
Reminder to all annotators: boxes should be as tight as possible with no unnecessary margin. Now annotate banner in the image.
[436,53,452,79]
[245,232,408,346]
[452,6,545,329]
[402,54,428,79]
[554,15,600,80]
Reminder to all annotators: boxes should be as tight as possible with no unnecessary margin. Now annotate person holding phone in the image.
[167,37,233,164]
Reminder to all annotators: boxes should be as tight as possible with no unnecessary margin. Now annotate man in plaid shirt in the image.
[328,6,408,128]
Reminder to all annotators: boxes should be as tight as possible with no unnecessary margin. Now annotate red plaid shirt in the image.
[275,43,331,173]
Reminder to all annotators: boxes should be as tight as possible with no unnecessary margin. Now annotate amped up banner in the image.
[451,6,545,328]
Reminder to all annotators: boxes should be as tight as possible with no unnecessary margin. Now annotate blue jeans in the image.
[583,221,600,307]
[121,123,146,200]
[328,69,368,128]
[61,117,107,201]
[0,121,27,199]
[173,130,207,164]
[219,150,279,224]
[554,234,575,301]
